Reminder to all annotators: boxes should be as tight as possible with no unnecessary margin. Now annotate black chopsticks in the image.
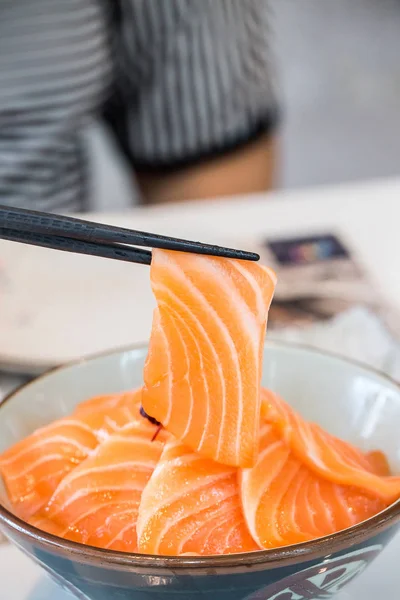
[0,205,260,265]
[0,227,152,265]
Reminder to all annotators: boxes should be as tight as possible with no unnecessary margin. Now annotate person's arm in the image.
[136,132,278,205]
[104,0,280,205]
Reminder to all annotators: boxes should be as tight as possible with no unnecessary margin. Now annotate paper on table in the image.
[250,232,400,342]
[269,305,400,380]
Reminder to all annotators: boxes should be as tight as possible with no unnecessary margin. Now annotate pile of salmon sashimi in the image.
[1,250,400,556]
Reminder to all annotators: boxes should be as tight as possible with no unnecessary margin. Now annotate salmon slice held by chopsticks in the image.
[0,389,141,521]
[137,438,260,556]
[142,249,276,468]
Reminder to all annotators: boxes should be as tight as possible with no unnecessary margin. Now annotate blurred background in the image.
[90,0,400,210]
[2,0,400,384]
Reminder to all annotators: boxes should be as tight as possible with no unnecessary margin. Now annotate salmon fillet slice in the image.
[73,391,138,418]
[137,439,260,556]
[34,417,169,552]
[240,422,389,549]
[260,389,400,503]
[0,389,141,520]
[142,249,276,468]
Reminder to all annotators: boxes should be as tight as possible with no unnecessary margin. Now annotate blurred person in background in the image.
[0,1,279,212]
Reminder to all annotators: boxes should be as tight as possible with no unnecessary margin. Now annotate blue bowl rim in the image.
[0,339,400,573]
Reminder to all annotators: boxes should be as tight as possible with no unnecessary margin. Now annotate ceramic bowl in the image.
[0,342,399,600]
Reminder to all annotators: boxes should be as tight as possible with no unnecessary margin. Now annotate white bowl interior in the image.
[1,342,400,509]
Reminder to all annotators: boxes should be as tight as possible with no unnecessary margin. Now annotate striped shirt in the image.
[0,0,278,212]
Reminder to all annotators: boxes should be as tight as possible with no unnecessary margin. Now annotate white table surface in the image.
[1,177,400,599]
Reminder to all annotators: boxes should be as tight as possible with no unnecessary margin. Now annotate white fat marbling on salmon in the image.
[154,289,216,449]
[155,258,243,461]
[137,439,259,555]
[38,420,168,552]
[143,250,276,468]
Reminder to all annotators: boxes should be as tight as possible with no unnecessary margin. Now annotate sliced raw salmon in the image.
[260,388,400,502]
[29,514,65,538]
[366,450,390,476]
[137,439,260,556]
[73,390,139,419]
[240,422,388,549]
[0,389,142,521]
[36,419,169,552]
[142,249,276,468]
